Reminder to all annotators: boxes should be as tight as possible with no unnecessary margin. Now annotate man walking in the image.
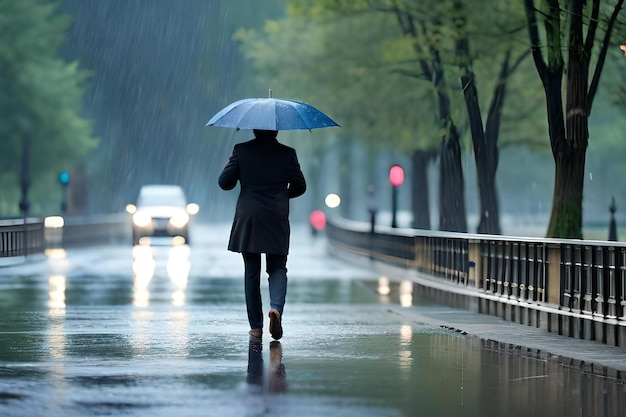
[218,129,306,340]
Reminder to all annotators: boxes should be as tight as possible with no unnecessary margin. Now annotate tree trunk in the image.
[541,65,571,237]
[453,0,501,235]
[546,0,588,238]
[524,0,567,237]
[478,49,518,235]
[434,66,466,233]
[461,73,501,235]
[524,0,621,238]
[474,162,500,234]
[547,149,585,238]
[411,149,432,230]
[439,131,467,233]
[391,6,467,233]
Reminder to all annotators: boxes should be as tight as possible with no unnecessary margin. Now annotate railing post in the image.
[468,239,481,289]
[617,248,625,320]
[547,243,562,306]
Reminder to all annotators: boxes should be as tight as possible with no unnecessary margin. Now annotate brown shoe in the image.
[248,328,262,338]
[268,309,283,340]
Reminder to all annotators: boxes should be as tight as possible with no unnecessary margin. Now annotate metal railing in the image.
[479,238,549,304]
[326,217,626,346]
[560,242,625,320]
[0,218,45,258]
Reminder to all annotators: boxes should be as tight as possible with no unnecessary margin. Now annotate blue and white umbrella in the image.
[207,97,339,131]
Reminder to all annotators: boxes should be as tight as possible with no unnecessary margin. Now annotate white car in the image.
[125,185,199,246]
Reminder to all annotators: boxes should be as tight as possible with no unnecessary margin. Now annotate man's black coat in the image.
[218,136,306,255]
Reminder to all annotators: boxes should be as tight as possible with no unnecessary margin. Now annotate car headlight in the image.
[169,213,189,228]
[133,212,152,227]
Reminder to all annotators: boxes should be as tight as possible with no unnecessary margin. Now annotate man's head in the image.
[253,129,279,140]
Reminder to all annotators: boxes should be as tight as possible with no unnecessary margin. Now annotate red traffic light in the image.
[389,165,404,187]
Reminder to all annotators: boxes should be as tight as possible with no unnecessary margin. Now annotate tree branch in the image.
[587,0,624,114]
[544,0,564,70]
[583,0,600,53]
[523,0,548,81]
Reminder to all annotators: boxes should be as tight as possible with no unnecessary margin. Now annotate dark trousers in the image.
[242,252,288,329]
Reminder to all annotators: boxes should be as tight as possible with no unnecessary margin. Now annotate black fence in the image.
[326,217,626,347]
[0,218,44,258]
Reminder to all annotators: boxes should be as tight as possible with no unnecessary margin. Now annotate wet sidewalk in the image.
[352,252,626,381]
[0,224,624,416]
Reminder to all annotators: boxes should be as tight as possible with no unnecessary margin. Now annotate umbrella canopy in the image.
[206,97,340,131]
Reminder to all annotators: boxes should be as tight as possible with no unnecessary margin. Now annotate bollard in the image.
[367,184,377,233]
[609,197,618,242]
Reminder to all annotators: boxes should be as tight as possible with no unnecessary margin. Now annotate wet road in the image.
[0,224,624,417]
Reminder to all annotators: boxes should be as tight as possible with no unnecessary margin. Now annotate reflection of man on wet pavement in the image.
[247,338,287,393]
[247,338,264,387]
[219,129,306,340]
[268,341,287,392]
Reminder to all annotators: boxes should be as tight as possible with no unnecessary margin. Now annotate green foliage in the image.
[0,0,97,215]
[238,0,549,156]
[237,3,448,154]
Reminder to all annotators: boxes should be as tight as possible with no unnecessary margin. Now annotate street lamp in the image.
[367,184,377,233]
[325,193,341,209]
[389,165,404,228]
[58,171,70,215]
[19,136,30,258]
[19,136,31,219]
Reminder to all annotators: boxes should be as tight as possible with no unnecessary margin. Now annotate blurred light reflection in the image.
[48,274,67,316]
[168,245,190,306]
[46,316,67,395]
[399,325,413,369]
[132,245,190,307]
[45,248,67,260]
[377,276,391,295]
[130,309,153,356]
[168,310,190,355]
[133,245,155,307]
[399,280,413,307]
